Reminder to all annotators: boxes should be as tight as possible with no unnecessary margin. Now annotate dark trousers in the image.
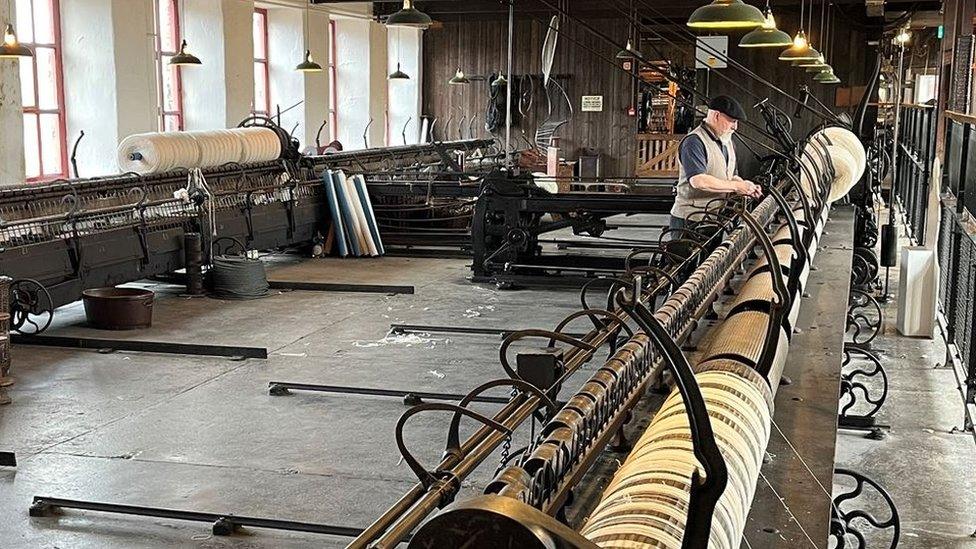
[668,215,687,238]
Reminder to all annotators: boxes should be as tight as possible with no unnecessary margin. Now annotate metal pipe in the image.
[505,0,514,169]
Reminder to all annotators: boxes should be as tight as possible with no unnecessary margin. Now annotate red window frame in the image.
[329,19,339,141]
[252,8,270,117]
[19,0,69,182]
[154,0,185,131]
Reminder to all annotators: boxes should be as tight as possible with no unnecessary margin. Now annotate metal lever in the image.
[614,283,727,549]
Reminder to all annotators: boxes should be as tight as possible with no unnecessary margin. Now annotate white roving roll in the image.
[817,126,866,180]
[117,127,281,174]
[825,144,857,203]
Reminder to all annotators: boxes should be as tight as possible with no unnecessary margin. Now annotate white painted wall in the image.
[368,21,388,147]
[335,17,371,149]
[61,0,119,177]
[221,0,256,127]
[0,1,26,186]
[182,0,227,130]
[387,27,421,145]
[111,0,158,143]
[302,8,330,149]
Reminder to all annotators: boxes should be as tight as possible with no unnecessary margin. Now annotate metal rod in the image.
[268,280,415,295]
[10,335,268,359]
[29,496,389,539]
[505,0,514,168]
[267,382,511,404]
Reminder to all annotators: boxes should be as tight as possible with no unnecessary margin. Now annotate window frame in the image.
[252,7,271,117]
[153,0,185,132]
[329,19,339,142]
[19,0,69,182]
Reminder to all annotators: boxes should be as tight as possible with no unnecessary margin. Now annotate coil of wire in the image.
[210,255,270,300]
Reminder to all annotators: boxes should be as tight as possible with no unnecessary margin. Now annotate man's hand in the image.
[733,179,763,199]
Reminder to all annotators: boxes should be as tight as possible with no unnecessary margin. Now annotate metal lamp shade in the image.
[688,0,765,30]
[739,12,792,48]
[813,68,837,83]
[170,40,202,66]
[295,50,324,72]
[448,69,470,85]
[389,66,411,80]
[386,0,433,29]
[616,39,641,59]
[778,30,821,61]
[0,24,32,58]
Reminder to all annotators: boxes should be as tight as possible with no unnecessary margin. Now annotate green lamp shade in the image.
[798,55,828,69]
[389,63,410,80]
[492,73,507,87]
[448,69,470,85]
[813,67,837,84]
[739,11,792,48]
[778,30,821,61]
[0,24,32,58]
[688,0,765,30]
[295,50,323,72]
[170,40,202,66]
[616,39,641,59]
[386,0,432,29]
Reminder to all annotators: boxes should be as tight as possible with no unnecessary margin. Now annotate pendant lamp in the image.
[616,38,641,59]
[779,29,820,61]
[0,23,31,58]
[739,3,792,48]
[296,3,323,72]
[447,18,468,85]
[688,0,765,30]
[386,0,432,29]
[170,39,202,66]
[389,29,410,79]
[449,69,470,85]
[169,1,201,66]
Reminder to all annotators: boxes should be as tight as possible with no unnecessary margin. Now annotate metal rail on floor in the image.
[269,280,415,295]
[10,334,268,359]
[267,382,511,405]
[28,496,401,539]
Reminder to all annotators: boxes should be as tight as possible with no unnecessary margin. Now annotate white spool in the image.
[117,127,281,174]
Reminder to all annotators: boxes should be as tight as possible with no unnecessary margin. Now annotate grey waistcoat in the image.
[671,124,737,219]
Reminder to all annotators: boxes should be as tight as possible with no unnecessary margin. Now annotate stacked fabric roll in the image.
[117,127,282,174]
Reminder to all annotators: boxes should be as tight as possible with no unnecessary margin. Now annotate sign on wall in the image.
[581,95,604,112]
[695,36,729,69]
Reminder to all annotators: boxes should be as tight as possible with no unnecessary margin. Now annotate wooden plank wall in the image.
[422,12,869,178]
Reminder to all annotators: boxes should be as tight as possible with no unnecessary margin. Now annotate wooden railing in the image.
[636,133,682,177]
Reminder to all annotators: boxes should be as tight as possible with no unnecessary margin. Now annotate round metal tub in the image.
[82,288,154,330]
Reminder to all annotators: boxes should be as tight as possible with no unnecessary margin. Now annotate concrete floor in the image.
[1,215,974,548]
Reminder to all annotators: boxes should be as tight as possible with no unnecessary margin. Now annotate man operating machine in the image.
[671,95,764,232]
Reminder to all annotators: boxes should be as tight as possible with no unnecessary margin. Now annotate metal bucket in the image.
[82,288,154,330]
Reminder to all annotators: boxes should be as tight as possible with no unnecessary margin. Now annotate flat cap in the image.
[708,95,748,121]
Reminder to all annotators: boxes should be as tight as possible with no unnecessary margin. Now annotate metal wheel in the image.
[839,345,889,419]
[830,468,900,549]
[10,279,55,335]
[847,289,883,345]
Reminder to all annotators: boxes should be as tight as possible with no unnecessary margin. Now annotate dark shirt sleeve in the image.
[678,134,708,180]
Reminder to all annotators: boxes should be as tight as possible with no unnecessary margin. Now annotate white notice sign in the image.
[695,36,729,69]
[581,95,604,112]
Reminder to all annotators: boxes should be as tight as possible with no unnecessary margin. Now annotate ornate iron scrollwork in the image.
[10,279,54,335]
[839,345,889,421]
[830,468,900,549]
[846,289,883,345]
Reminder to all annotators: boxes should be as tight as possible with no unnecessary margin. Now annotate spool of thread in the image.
[210,255,270,300]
